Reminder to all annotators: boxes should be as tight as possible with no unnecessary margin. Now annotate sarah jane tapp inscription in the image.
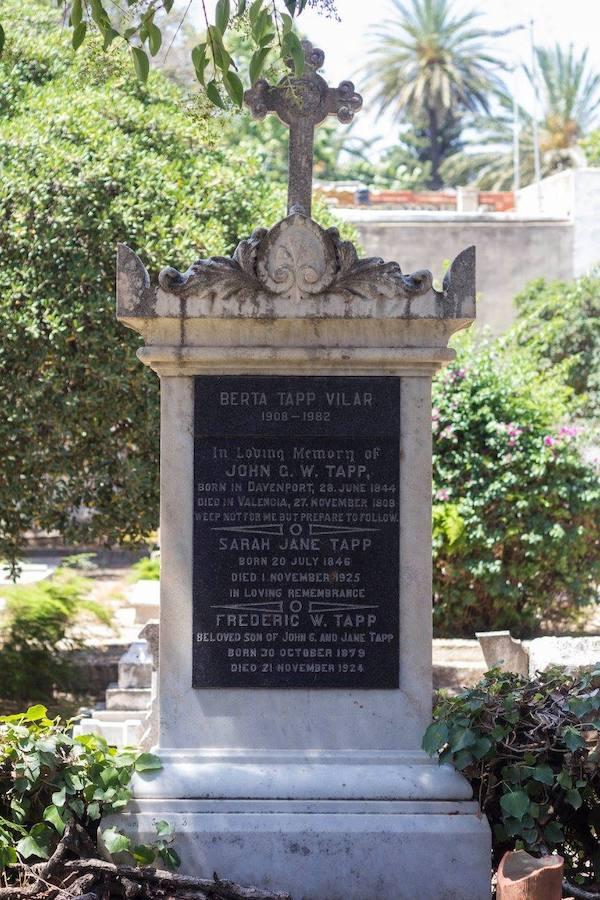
[192,376,400,689]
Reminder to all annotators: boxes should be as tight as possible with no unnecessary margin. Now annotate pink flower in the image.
[435,488,450,501]
[440,425,455,439]
[559,425,580,439]
[432,408,440,421]
[544,436,555,447]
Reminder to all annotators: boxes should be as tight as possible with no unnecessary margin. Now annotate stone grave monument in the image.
[112,41,491,900]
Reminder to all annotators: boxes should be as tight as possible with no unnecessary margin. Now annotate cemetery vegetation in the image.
[0,707,288,898]
[432,336,600,637]
[0,1,350,573]
[0,705,176,881]
[130,555,161,582]
[510,272,600,420]
[0,1,334,107]
[0,569,109,710]
[423,667,600,893]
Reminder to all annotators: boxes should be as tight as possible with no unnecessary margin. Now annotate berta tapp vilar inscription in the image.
[192,376,400,689]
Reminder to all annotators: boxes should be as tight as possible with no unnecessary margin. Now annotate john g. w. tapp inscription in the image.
[192,376,400,688]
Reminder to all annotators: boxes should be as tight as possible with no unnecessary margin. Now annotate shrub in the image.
[511,274,600,419]
[0,1,352,573]
[0,569,109,706]
[0,705,171,873]
[130,555,160,582]
[582,129,600,166]
[423,668,600,890]
[432,336,600,637]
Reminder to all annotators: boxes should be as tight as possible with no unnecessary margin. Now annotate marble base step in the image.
[106,798,491,900]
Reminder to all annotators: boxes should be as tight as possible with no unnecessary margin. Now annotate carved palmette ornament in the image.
[256,214,337,295]
[157,213,432,302]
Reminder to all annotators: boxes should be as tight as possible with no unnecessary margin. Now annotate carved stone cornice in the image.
[116,212,476,368]
[156,213,433,304]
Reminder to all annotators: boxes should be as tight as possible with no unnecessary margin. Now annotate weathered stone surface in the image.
[118,218,472,321]
[528,636,600,676]
[157,215,433,304]
[113,138,487,897]
[105,686,152,711]
[477,631,529,676]
[497,850,563,900]
[139,620,159,672]
[244,41,361,216]
[117,640,152,689]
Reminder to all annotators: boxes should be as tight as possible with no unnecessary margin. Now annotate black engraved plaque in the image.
[192,375,400,689]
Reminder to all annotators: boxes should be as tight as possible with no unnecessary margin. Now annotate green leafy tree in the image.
[364,0,504,188]
[0,0,352,571]
[444,44,600,189]
[432,336,600,637]
[510,273,600,420]
[0,1,336,106]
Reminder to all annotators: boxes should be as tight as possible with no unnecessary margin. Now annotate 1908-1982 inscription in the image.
[192,376,400,689]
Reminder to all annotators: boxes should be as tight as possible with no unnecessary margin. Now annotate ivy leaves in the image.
[0,707,166,873]
[0,1,314,106]
[422,667,600,885]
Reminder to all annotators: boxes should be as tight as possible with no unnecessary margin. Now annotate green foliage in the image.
[0,1,306,571]
[0,1,332,105]
[423,668,600,887]
[0,706,173,875]
[0,569,109,705]
[582,128,600,164]
[61,553,98,571]
[130,555,161,582]
[510,274,600,420]
[432,336,600,636]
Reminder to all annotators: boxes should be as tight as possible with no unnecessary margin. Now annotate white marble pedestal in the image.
[112,216,491,899]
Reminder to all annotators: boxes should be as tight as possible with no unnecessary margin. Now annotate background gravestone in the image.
[110,42,491,900]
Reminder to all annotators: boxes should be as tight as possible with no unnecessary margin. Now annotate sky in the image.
[294,0,600,150]
[187,0,600,154]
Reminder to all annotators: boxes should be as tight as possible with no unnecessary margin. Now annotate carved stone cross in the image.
[244,40,363,218]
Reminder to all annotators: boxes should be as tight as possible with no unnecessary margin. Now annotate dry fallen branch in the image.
[0,821,292,900]
[564,880,600,900]
[62,860,292,900]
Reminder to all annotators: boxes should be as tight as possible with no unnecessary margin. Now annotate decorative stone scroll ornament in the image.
[157,213,433,303]
[244,41,362,217]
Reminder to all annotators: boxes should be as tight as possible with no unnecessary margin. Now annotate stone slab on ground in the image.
[528,636,600,676]
[476,631,529,676]
[105,686,152,711]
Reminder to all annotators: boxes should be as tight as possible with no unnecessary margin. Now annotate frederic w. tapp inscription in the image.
[192,376,400,689]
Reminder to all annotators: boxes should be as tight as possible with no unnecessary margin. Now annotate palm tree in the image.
[534,44,600,151]
[443,44,600,190]
[364,0,505,188]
